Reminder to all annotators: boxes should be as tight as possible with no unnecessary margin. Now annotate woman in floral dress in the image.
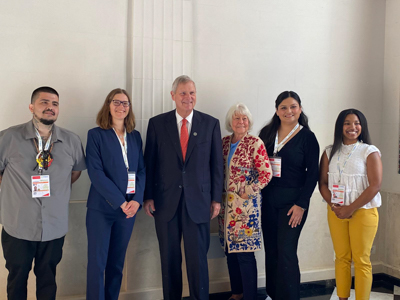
[218,103,272,300]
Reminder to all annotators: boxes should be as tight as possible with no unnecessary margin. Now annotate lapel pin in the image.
[193,132,197,136]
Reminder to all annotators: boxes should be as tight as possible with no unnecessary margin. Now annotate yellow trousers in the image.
[327,205,378,300]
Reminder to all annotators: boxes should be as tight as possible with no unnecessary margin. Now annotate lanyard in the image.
[34,128,52,153]
[274,123,299,156]
[113,128,129,170]
[337,141,359,183]
[34,128,52,174]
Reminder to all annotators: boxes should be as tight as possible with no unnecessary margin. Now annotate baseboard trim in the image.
[57,288,164,300]
[300,261,384,283]
[380,263,400,282]
[57,262,399,300]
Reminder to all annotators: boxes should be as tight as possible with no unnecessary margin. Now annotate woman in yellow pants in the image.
[319,109,382,300]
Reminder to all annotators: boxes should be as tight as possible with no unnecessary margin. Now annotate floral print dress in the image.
[218,134,272,253]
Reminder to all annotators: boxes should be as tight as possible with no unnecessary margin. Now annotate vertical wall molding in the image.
[127,0,194,137]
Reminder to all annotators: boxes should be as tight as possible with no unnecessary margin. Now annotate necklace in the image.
[340,147,351,155]
[114,129,124,139]
[341,142,359,155]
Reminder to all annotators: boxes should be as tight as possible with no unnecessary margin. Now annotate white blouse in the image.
[325,142,381,209]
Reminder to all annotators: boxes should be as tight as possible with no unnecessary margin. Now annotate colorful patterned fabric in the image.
[218,134,272,253]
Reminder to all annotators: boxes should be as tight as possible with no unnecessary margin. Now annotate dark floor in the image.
[184,273,400,299]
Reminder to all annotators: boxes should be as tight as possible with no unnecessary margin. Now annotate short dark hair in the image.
[259,91,310,148]
[96,88,136,133]
[31,86,59,104]
[329,109,371,162]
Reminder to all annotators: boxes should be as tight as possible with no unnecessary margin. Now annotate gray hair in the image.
[171,75,196,93]
[225,103,253,133]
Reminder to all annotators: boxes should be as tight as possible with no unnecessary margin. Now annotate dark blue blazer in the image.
[144,110,223,224]
[86,127,145,212]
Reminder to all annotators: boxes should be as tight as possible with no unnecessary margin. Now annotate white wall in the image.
[193,0,385,147]
[378,0,400,279]
[0,0,397,299]
[382,0,400,193]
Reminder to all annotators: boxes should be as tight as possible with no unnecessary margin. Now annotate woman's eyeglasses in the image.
[111,100,130,107]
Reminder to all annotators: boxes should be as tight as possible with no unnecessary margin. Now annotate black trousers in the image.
[261,186,308,300]
[154,196,210,300]
[1,228,65,300]
[226,250,257,300]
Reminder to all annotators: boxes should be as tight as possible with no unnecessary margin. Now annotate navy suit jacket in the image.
[86,127,146,212]
[144,110,223,224]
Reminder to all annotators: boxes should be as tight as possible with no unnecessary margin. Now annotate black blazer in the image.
[144,110,223,224]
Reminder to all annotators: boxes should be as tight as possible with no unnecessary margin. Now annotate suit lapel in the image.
[165,110,184,162]
[126,131,136,170]
[185,110,201,163]
[111,129,132,170]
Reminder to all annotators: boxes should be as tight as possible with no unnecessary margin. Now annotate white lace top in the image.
[325,142,381,209]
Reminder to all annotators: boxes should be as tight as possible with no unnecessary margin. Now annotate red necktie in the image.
[180,119,188,161]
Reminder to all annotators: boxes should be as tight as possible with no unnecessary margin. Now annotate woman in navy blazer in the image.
[86,88,145,300]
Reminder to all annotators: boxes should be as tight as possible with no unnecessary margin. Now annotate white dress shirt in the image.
[176,110,193,138]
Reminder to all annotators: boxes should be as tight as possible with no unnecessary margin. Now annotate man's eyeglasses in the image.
[111,100,130,107]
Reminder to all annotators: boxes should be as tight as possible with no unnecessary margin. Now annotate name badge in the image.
[126,171,136,194]
[270,157,282,178]
[331,184,345,205]
[31,175,50,198]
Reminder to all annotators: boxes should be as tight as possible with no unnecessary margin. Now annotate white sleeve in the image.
[365,144,381,159]
[324,145,333,158]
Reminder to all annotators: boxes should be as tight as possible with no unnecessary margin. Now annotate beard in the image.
[33,110,56,126]
[40,118,55,125]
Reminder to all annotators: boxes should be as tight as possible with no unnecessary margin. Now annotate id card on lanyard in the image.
[113,128,136,194]
[32,175,50,197]
[331,142,359,205]
[32,129,52,198]
[272,123,300,177]
[127,172,136,194]
[269,157,282,178]
[331,184,345,205]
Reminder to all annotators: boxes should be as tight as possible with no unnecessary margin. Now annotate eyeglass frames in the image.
[111,100,130,107]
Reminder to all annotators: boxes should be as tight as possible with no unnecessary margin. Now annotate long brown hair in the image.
[96,88,136,133]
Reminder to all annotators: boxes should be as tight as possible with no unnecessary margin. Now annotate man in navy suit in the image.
[144,75,223,300]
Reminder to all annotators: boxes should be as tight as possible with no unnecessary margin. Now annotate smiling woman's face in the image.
[342,113,362,145]
[109,93,130,123]
[231,113,249,136]
[276,97,302,125]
